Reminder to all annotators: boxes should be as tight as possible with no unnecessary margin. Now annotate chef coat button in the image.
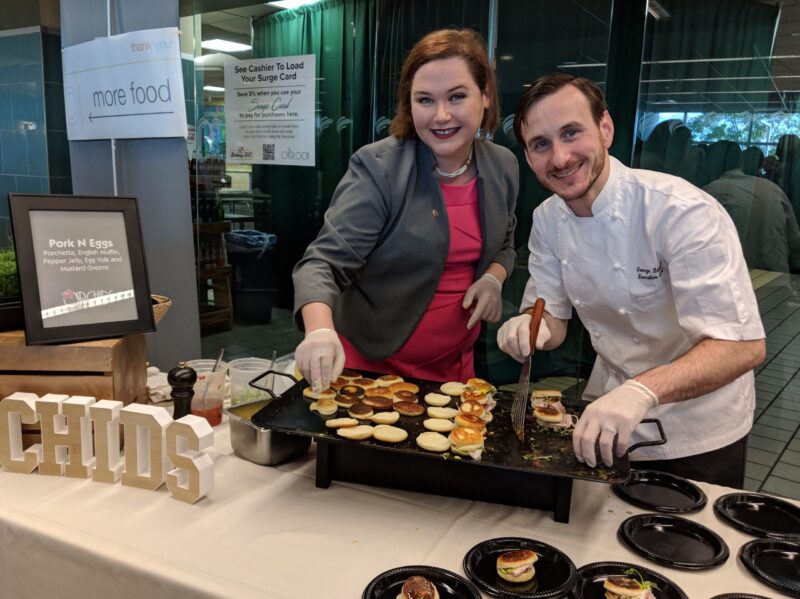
[618,308,626,315]
[574,299,581,306]
[633,337,640,344]
[613,262,621,270]
[560,214,567,222]
[561,259,568,267]
[432,209,439,218]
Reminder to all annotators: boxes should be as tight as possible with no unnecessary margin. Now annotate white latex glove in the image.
[294,328,345,392]
[496,313,552,362]
[462,273,503,329]
[573,379,659,468]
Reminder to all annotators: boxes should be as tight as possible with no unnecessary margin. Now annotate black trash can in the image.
[225,230,277,324]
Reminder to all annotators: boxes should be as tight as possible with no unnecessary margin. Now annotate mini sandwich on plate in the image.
[397,575,438,599]
[496,549,538,583]
[602,569,658,599]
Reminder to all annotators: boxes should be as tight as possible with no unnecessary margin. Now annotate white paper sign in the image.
[224,55,316,166]
[62,27,188,141]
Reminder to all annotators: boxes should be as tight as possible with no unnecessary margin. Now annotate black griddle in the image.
[251,372,665,523]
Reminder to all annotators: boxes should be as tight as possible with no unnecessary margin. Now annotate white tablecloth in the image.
[0,423,792,598]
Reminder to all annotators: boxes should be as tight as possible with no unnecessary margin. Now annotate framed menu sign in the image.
[8,194,155,345]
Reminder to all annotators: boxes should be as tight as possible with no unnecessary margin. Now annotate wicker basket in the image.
[151,294,172,325]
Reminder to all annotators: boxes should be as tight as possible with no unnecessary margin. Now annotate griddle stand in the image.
[314,439,574,523]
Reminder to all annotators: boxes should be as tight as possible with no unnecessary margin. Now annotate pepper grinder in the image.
[168,362,197,419]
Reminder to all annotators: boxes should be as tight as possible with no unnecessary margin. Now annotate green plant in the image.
[0,247,20,299]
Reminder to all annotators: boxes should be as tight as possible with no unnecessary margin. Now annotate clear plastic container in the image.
[230,357,273,406]
[186,359,229,426]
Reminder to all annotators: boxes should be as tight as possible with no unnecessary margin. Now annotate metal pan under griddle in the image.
[252,372,636,483]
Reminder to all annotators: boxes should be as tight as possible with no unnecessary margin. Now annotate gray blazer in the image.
[293,136,519,360]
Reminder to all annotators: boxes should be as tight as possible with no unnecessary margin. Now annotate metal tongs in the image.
[511,298,546,444]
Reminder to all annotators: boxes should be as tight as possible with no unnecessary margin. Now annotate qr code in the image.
[262,144,275,161]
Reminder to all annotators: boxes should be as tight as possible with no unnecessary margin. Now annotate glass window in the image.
[634,0,800,273]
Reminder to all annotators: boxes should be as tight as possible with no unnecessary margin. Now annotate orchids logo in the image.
[62,289,114,305]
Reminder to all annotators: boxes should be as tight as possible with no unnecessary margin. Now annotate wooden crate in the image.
[0,331,147,446]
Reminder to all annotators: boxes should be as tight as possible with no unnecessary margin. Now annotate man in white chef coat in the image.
[498,73,766,487]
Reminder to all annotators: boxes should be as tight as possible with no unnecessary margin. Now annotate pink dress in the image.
[340,178,482,382]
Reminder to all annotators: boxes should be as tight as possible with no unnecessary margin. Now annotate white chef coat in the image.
[522,157,765,460]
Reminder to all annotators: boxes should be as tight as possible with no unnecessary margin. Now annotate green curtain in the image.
[252,0,375,308]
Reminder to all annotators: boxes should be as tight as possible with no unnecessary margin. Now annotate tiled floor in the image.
[744,270,800,500]
[203,271,800,500]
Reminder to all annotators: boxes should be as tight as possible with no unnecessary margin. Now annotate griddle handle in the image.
[248,369,298,402]
[626,418,667,454]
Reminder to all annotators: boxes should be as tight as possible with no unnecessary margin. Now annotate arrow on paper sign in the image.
[89,111,175,122]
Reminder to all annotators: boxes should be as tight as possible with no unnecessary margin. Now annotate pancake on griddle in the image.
[393,389,419,404]
[415,431,451,452]
[334,393,361,408]
[376,374,403,387]
[439,381,465,396]
[426,406,459,419]
[363,393,393,411]
[423,418,455,433]
[303,387,336,401]
[389,381,420,394]
[372,424,408,443]
[329,377,347,390]
[347,402,374,419]
[336,424,374,440]
[325,417,358,429]
[370,411,400,425]
[423,392,451,406]
[309,397,337,416]
[394,401,425,416]
[339,369,362,381]
[338,384,365,399]
[351,377,377,390]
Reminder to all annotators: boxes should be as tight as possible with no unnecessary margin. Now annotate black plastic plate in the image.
[617,513,729,569]
[612,469,707,513]
[708,594,771,599]
[739,539,800,598]
[572,561,688,599]
[462,536,576,598]
[714,492,800,540]
[362,565,481,599]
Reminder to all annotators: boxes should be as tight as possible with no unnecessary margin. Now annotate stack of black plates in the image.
[362,565,481,599]
[462,537,576,598]
[613,470,707,513]
[617,513,729,569]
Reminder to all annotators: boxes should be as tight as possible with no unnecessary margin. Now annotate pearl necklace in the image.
[435,145,474,179]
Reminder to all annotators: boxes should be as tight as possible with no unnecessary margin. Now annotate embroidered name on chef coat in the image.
[636,261,663,280]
